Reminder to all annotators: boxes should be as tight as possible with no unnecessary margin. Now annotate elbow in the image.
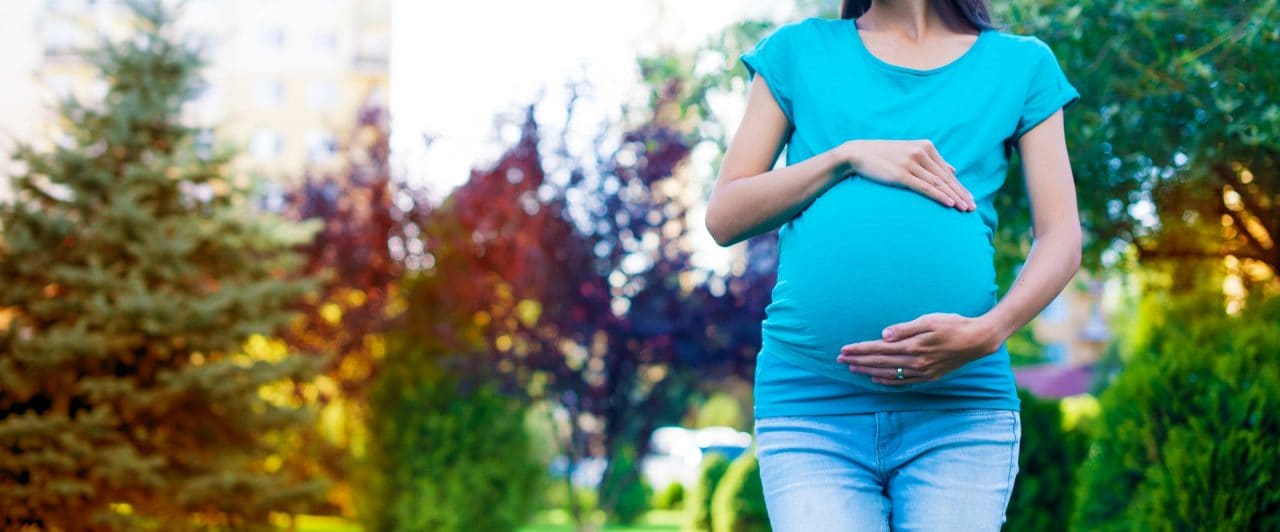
[704,205,732,248]
[1037,223,1083,273]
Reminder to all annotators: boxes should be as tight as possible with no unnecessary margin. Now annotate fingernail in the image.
[882,328,893,340]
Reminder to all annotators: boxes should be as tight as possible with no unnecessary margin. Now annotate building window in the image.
[250,129,282,161]
[260,28,285,49]
[303,130,337,162]
[46,75,74,100]
[314,31,337,53]
[1041,291,1067,323]
[306,81,337,110]
[43,18,80,57]
[254,79,284,107]
[1043,343,1068,365]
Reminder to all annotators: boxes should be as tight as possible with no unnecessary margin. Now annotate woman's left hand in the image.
[836,312,1005,385]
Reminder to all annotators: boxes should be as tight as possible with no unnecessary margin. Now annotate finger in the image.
[922,143,974,208]
[903,166,958,208]
[882,316,936,341]
[916,151,962,209]
[840,339,914,356]
[907,161,960,207]
[915,149,963,206]
[921,143,967,205]
[847,361,921,379]
[873,374,930,386]
[838,352,917,368]
[838,339,878,356]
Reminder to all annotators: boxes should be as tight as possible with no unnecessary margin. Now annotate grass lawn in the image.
[520,509,683,531]
[290,509,685,531]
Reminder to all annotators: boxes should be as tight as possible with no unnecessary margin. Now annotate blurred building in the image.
[1031,273,1112,366]
[0,0,389,197]
[1014,268,1115,398]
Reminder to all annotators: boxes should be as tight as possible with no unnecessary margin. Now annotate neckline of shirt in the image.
[844,19,991,76]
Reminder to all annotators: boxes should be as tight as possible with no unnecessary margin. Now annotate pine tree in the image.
[0,1,328,529]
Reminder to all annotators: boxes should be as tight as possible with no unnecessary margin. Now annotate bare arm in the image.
[978,109,1083,344]
[707,75,976,247]
[704,75,851,248]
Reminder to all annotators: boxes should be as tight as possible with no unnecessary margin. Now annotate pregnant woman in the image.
[704,0,1082,530]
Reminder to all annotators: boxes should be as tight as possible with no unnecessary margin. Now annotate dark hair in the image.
[840,0,1001,33]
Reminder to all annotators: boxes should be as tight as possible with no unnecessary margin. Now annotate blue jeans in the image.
[753,409,1021,531]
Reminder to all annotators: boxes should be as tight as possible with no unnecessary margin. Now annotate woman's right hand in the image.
[839,139,976,211]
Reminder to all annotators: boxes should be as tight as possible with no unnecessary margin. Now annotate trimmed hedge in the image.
[685,452,732,531]
[654,481,685,510]
[1070,291,1280,530]
[357,358,544,532]
[599,443,652,525]
[1003,387,1091,531]
[710,448,768,532]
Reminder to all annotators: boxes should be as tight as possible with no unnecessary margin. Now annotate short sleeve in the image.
[739,22,800,124]
[1013,37,1080,140]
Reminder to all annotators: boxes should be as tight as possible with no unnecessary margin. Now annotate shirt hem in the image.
[754,396,1021,419]
[753,340,1022,419]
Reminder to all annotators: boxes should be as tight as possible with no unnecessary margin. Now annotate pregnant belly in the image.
[763,175,999,365]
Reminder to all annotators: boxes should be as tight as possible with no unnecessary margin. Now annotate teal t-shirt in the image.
[739,17,1080,418]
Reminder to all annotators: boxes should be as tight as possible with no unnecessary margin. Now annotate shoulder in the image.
[984,29,1060,62]
[783,16,833,31]
[796,16,847,38]
[760,16,837,43]
[762,16,824,39]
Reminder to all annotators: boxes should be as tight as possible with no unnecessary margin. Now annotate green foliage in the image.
[694,392,747,430]
[599,443,653,525]
[994,0,1280,277]
[653,480,686,510]
[1005,320,1048,366]
[357,343,545,532]
[0,1,328,529]
[684,452,732,531]
[523,400,564,475]
[710,449,768,532]
[1071,291,1280,531]
[538,480,597,516]
[1004,388,1091,531]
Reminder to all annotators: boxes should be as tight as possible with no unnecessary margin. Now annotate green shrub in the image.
[653,480,686,510]
[356,355,545,532]
[710,448,768,532]
[1003,387,1091,531]
[685,452,732,531]
[524,400,564,472]
[1070,291,1280,531]
[539,479,597,515]
[599,443,652,525]
[695,392,747,430]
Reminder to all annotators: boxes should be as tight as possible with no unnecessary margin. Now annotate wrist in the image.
[838,140,863,176]
[976,310,1015,353]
